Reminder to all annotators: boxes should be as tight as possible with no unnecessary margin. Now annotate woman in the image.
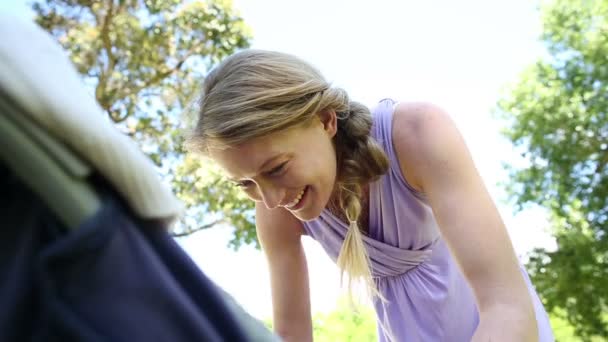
[186,49,554,342]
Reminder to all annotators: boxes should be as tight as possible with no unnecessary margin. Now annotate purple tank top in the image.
[302,99,554,341]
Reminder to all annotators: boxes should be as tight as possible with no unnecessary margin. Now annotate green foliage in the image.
[265,304,606,342]
[264,301,378,342]
[32,0,258,248]
[312,304,377,342]
[496,0,608,339]
[551,309,607,342]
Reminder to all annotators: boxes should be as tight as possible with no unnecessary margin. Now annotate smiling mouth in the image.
[284,187,306,209]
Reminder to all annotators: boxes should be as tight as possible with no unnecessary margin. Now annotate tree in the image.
[32,0,259,248]
[496,0,608,339]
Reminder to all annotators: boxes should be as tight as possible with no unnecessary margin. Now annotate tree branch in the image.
[130,49,196,96]
[95,0,118,109]
[109,108,131,123]
[171,219,225,237]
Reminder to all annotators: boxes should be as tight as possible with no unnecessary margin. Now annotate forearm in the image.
[265,235,313,342]
[474,303,538,342]
[462,240,537,340]
[438,199,537,336]
[274,319,313,342]
[466,268,537,341]
[472,266,534,312]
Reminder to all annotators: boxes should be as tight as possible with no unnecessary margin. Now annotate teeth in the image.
[285,188,305,209]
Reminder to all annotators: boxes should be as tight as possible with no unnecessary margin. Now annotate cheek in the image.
[316,148,337,184]
[302,157,337,200]
[242,187,262,202]
[286,166,318,187]
[302,147,336,185]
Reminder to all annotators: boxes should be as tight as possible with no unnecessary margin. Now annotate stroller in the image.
[0,14,278,342]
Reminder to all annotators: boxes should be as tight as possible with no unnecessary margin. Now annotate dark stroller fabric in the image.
[0,165,276,342]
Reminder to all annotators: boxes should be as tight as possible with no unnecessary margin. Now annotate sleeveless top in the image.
[302,99,554,341]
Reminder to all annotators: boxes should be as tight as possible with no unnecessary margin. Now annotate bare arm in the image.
[392,103,537,341]
[256,203,313,342]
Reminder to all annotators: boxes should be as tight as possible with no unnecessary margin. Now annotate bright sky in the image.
[1,0,556,320]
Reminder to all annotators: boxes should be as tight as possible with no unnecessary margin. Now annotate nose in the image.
[259,184,285,210]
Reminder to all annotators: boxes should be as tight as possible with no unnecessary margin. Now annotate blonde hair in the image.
[186,49,389,302]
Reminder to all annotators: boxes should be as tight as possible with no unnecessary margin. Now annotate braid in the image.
[334,101,389,221]
[333,100,389,300]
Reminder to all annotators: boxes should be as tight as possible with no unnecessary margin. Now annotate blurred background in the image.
[1,0,606,340]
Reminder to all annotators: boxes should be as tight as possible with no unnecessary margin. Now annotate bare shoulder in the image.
[255,203,305,251]
[391,102,465,192]
[392,102,456,143]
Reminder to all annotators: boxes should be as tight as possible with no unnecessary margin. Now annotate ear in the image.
[317,109,338,138]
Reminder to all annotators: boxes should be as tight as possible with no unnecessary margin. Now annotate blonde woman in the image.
[186,49,554,342]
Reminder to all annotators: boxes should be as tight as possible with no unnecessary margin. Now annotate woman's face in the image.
[209,112,338,221]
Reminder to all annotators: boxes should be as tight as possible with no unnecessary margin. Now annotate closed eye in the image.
[267,162,288,177]
[231,161,288,188]
[233,180,254,188]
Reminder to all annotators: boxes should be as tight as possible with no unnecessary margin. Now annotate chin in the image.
[291,202,325,222]
[293,211,320,222]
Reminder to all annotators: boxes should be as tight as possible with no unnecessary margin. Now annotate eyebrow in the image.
[226,153,286,182]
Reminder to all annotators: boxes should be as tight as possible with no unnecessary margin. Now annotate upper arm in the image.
[391,103,532,311]
[255,203,312,341]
